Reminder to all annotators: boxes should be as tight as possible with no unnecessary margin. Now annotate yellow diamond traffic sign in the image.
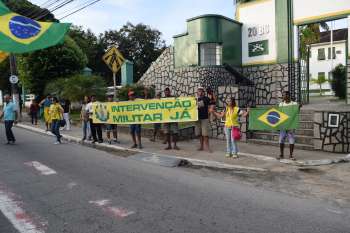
[258,108,289,128]
[102,46,125,73]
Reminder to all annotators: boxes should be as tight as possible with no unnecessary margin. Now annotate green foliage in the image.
[3,0,56,21]
[331,64,346,99]
[300,23,329,60]
[18,36,88,96]
[100,23,166,82]
[45,75,107,102]
[311,73,327,96]
[117,84,155,101]
[0,59,11,94]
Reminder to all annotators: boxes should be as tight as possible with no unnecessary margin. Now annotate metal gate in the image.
[298,59,309,104]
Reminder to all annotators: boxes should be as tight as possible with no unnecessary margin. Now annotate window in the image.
[317,48,325,60]
[327,47,336,59]
[199,43,222,66]
[318,72,325,80]
[328,72,333,81]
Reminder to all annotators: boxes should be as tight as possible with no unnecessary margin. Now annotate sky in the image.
[30,0,236,45]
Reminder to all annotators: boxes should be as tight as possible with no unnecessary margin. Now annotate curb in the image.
[16,124,348,168]
[15,124,267,172]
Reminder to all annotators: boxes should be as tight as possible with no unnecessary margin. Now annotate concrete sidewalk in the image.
[15,119,349,170]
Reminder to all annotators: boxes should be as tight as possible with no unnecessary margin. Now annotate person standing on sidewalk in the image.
[39,94,52,131]
[150,92,162,142]
[29,99,39,125]
[49,97,64,145]
[81,96,91,141]
[106,95,120,144]
[0,95,18,144]
[163,87,180,150]
[196,87,211,152]
[214,97,248,158]
[86,95,103,143]
[278,91,299,161]
[61,98,71,131]
[128,91,142,149]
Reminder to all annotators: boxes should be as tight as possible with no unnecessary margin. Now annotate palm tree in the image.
[311,74,328,96]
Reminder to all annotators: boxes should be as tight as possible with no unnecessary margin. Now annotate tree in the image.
[100,23,166,83]
[45,75,107,102]
[300,23,329,60]
[3,0,56,21]
[68,26,106,75]
[331,64,346,99]
[311,73,327,96]
[18,36,88,96]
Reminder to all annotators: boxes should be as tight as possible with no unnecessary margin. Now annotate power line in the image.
[59,0,102,20]
[30,0,73,19]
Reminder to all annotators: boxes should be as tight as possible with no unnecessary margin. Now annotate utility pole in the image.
[9,54,21,118]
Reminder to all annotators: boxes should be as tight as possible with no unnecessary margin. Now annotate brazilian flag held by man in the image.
[0,0,70,53]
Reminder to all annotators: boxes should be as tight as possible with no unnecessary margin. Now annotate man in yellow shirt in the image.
[49,97,64,144]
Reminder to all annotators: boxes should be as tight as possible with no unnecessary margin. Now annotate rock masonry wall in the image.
[139,47,254,140]
[314,111,350,153]
[242,63,299,105]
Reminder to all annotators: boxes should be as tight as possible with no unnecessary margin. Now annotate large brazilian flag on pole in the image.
[248,105,299,131]
[0,1,70,53]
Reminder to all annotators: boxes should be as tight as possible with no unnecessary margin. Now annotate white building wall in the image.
[309,40,346,96]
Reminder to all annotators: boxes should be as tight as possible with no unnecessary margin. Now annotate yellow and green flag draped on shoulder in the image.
[248,105,300,131]
[0,1,70,53]
[0,51,8,62]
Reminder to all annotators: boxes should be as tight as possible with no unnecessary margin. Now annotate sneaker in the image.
[138,145,143,149]
[113,139,120,143]
[108,140,112,145]
[54,141,61,145]
[232,154,239,159]
[225,153,231,158]
[131,144,137,149]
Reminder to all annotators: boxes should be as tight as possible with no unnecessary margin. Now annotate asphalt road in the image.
[0,124,349,233]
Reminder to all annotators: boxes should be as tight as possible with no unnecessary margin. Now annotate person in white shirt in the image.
[86,95,103,143]
[277,91,299,160]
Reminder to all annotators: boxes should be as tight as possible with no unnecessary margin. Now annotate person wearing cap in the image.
[105,95,120,144]
[196,87,212,152]
[163,87,180,150]
[128,91,142,149]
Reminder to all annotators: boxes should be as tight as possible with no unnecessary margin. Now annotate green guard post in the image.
[121,60,134,86]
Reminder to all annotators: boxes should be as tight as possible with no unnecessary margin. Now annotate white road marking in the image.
[0,188,45,233]
[67,182,77,189]
[106,207,135,219]
[89,199,135,219]
[24,161,57,176]
[89,199,110,207]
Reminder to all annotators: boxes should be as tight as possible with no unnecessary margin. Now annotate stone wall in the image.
[242,63,299,105]
[314,111,350,153]
[347,58,350,105]
[139,47,254,140]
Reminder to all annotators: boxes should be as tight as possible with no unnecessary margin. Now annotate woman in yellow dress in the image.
[214,97,248,158]
[49,97,64,144]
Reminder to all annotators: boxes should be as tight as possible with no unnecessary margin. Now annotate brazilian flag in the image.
[248,105,299,131]
[0,1,70,53]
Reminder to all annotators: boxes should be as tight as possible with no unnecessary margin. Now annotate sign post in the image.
[102,46,125,100]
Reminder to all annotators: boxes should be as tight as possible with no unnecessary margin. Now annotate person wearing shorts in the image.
[195,87,211,152]
[105,95,119,144]
[163,88,180,150]
[150,92,162,142]
[128,91,142,149]
[278,91,299,160]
